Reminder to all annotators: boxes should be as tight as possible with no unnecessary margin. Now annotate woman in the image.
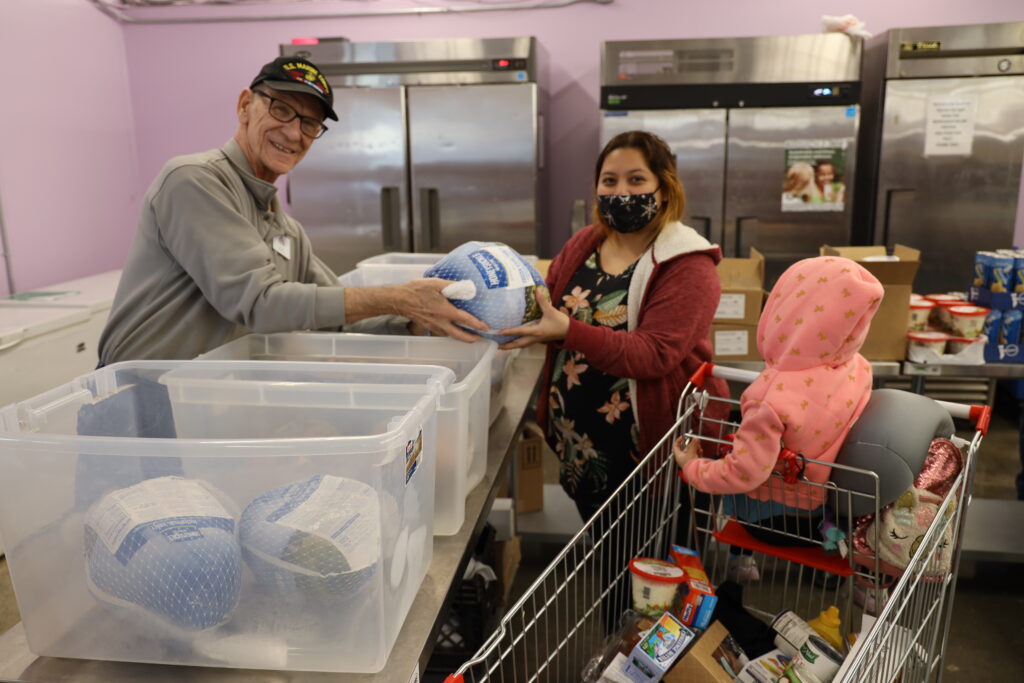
[500,131,729,522]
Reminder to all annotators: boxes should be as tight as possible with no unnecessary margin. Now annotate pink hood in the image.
[684,256,884,508]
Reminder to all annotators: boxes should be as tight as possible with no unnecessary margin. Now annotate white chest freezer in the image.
[0,304,98,556]
[0,270,121,369]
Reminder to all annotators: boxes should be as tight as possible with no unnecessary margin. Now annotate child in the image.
[675,256,883,576]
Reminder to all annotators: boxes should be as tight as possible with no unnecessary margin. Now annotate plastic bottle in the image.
[808,605,845,652]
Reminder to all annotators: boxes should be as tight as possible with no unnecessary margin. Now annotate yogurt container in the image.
[946,336,983,355]
[947,305,990,339]
[908,299,935,331]
[628,558,686,617]
[923,294,964,328]
[907,330,948,355]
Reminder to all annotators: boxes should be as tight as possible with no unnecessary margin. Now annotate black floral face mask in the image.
[597,191,661,233]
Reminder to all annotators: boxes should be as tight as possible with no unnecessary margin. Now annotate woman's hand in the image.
[673,436,702,468]
[497,288,570,350]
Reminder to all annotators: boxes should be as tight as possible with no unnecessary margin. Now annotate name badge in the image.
[272,235,292,260]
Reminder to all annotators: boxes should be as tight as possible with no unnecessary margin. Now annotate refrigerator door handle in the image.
[882,188,916,249]
[380,186,403,251]
[690,215,713,241]
[735,216,758,256]
[419,187,441,251]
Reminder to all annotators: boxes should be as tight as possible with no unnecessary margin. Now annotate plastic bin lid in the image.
[338,265,429,287]
[0,305,91,348]
[0,270,121,312]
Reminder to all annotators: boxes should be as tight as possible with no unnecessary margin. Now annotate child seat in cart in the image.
[446,362,989,683]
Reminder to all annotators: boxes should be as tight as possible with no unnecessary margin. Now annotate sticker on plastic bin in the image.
[406,430,423,485]
[86,476,232,558]
[468,246,533,290]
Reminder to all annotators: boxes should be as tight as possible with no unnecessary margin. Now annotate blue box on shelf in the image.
[984,343,1024,363]
[969,286,1024,311]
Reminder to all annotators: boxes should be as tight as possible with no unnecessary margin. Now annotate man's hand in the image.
[395,278,486,343]
[497,288,570,350]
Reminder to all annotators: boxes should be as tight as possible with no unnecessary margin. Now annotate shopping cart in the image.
[446,362,989,683]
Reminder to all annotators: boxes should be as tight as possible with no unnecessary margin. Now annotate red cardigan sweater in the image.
[536,225,730,456]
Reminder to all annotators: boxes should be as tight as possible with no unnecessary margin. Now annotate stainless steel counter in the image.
[0,354,544,683]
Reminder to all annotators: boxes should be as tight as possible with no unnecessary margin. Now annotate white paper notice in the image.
[715,293,747,319]
[924,96,977,156]
[714,329,749,356]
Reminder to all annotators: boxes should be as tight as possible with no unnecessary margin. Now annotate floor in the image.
[2,390,1023,681]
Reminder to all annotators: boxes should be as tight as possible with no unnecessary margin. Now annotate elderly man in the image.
[99,56,482,364]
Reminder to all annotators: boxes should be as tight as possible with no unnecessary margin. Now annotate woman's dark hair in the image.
[592,130,686,238]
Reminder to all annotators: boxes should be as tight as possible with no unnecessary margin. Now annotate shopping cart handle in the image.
[687,362,760,387]
[444,675,464,683]
[933,400,992,436]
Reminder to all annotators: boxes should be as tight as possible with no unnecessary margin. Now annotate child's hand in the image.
[673,437,702,468]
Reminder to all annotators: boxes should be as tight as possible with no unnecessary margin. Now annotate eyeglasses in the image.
[253,89,328,139]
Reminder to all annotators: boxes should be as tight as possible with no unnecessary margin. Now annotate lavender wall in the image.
[120,0,1024,259]
[4,2,1023,296]
[0,0,140,296]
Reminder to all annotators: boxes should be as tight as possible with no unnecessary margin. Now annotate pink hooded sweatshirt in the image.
[683,256,884,509]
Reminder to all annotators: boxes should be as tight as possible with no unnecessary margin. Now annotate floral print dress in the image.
[548,250,641,520]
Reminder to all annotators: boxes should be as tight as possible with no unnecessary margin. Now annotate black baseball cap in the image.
[250,56,338,121]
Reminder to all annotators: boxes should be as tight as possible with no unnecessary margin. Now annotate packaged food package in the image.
[424,241,547,343]
[84,476,242,632]
[239,474,381,605]
[628,558,686,617]
[668,545,718,630]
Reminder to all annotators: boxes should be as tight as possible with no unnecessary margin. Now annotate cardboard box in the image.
[516,424,545,514]
[819,244,921,361]
[709,324,761,361]
[715,248,766,326]
[495,535,521,605]
[664,621,748,683]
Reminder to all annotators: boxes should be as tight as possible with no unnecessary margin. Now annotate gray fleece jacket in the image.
[99,139,401,364]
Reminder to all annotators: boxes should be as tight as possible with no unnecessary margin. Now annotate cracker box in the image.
[669,545,718,630]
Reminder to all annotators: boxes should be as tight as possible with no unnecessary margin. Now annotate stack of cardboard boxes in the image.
[708,245,921,363]
[709,248,766,362]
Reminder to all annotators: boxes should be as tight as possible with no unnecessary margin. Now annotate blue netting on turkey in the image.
[84,477,242,632]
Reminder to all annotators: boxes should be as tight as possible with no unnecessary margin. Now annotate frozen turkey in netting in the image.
[239,474,381,604]
[84,476,242,632]
[424,241,547,343]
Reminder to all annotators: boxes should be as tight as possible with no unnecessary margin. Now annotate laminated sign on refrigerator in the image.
[600,33,863,285]
[281,37,546,275]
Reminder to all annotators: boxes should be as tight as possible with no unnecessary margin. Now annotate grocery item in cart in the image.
[84,476,242,631]
[623,611,696,682]
[423,241,547,343]
[679,256,883,510]
[853,437,964,578]
[771,610,845,682]
[628,558,686,617]
[239,474,381,604]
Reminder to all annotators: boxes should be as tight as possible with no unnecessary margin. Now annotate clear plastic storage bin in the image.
[0,360,452,673]
[337,266,520,407]
[198,333,496,534]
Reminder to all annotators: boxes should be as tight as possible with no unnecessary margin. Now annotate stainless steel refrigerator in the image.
[599,34,863,284]
[855,21,1024,295]
[280,37,545,275]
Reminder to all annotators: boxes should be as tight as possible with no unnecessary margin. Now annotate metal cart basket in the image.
[446,362,989,683]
